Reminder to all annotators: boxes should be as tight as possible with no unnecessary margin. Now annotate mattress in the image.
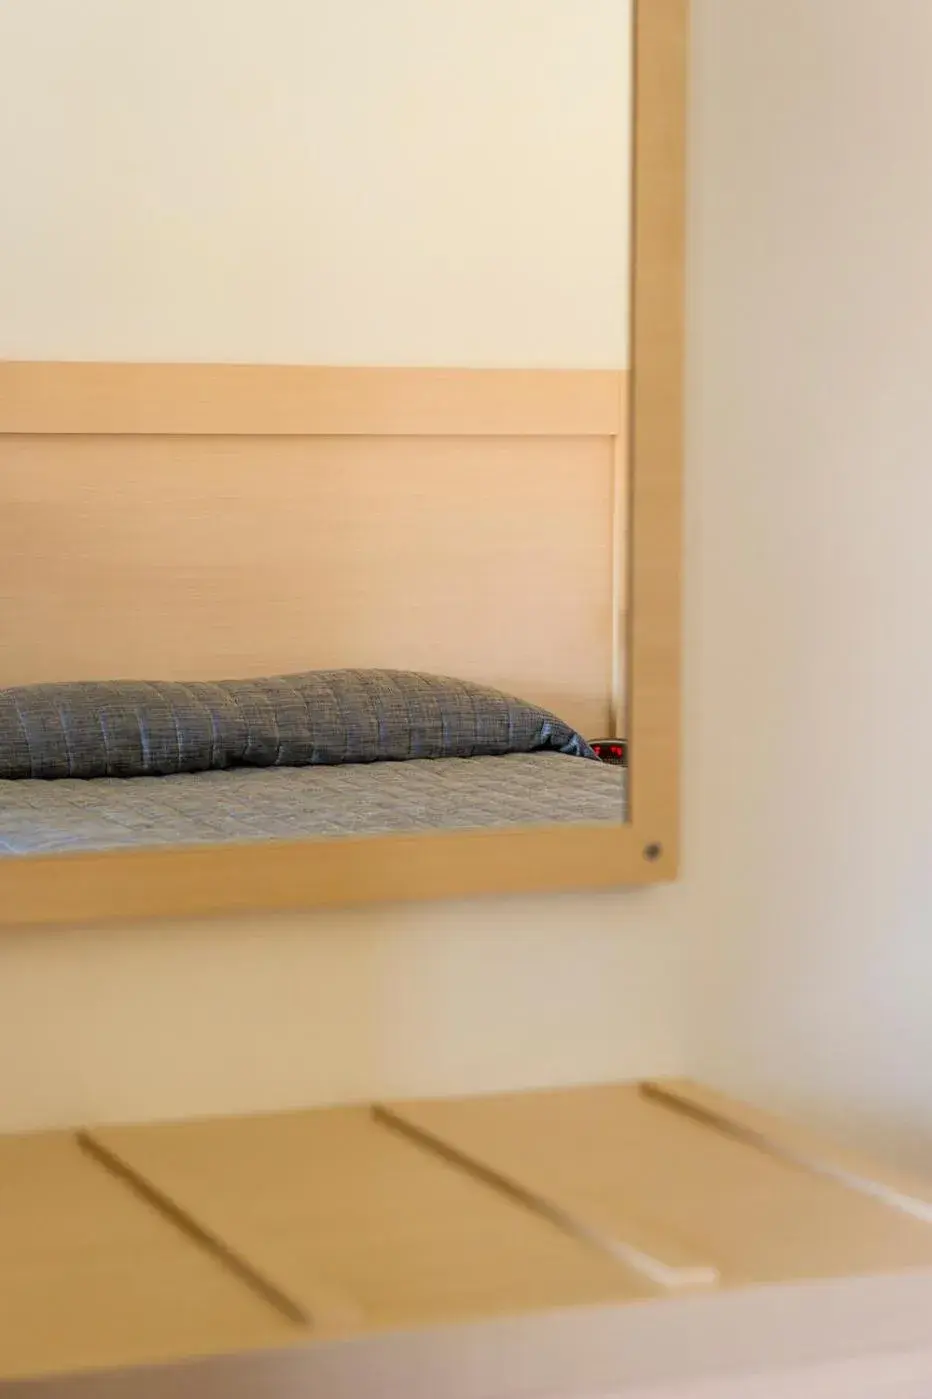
[0,753,627,856]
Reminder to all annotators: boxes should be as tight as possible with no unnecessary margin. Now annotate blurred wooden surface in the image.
[86,1104,642,1337]
[0,1132,294,1382]
[384,1080,932,1287]
[3,1079,932,1392]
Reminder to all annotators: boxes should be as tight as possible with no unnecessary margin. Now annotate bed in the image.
[0,670,626,857]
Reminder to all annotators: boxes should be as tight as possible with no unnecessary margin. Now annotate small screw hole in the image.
[643,842,663,862]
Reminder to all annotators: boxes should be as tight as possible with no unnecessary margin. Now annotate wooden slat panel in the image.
[373,1102,717,1291]
[0,364,623,437]
[0,1133,295,1383]
[0,433,614,737]
[383,1082,932,1287]
[8,1082,932,1392]
[86,1105,646,1335]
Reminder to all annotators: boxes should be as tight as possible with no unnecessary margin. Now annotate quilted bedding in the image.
[0,753,627,856]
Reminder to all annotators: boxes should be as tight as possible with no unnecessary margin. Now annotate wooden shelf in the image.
[4,1081,932,1393]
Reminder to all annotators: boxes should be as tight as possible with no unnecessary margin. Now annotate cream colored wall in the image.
[0,0,631,367]
[686,0,932,1168]
[0,0,686,1134]
[0,895,685,1132]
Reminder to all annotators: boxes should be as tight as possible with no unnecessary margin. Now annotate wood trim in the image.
[13,1275,932,1399]
[0,0,688,926]
[610,374,630,736]
[625,0,688,864]
[0,363,621,437]
[1,824,656,928]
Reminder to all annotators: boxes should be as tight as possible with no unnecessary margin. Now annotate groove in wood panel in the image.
[372,1103,717,1291]
[0,1131,296,1382]
[76,1131,313,1328]
[382,1081,932,1288]
[86,1104,645,1333]
[641,1081,932,1226]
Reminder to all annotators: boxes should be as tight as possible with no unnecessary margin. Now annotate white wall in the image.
[0,893,685,1131]
[685,0,932,1168]
[0,0,689,1134]
[0,0,631,367]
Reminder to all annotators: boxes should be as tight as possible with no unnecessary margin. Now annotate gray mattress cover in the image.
[0,753,627,856]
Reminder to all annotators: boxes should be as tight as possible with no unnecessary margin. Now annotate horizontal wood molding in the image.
[0,823,672,929]
[0,363,624,437]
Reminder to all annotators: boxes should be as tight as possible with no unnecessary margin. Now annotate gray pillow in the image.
[0,670,596,780]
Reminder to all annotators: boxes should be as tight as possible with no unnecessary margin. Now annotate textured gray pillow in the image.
[0,670,595,780]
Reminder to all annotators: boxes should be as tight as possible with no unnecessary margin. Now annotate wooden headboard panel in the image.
[0,365,626,738]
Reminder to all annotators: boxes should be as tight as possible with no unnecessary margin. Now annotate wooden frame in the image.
[0,0,687,927]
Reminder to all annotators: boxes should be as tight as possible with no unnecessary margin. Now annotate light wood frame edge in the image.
[626,0,687,862]
[0,0,687,927]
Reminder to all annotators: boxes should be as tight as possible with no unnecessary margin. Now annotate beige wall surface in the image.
[684,0,932,1169]
[0,896,685,1131]
[0,0,632,368]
